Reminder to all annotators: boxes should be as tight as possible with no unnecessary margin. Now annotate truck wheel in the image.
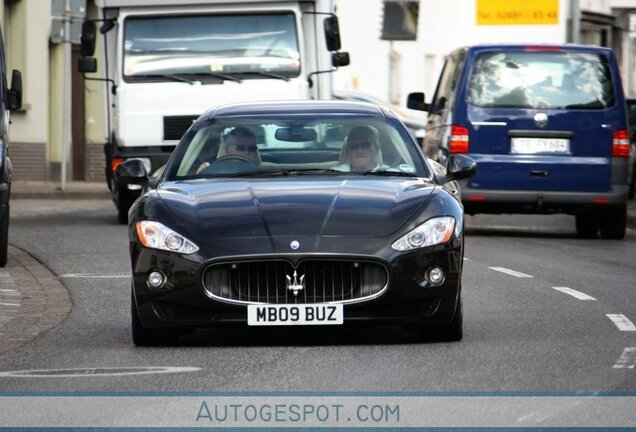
[115,188,135,225]
[575,214,599,237]
[0,206,8,267]
[600,206,626,240]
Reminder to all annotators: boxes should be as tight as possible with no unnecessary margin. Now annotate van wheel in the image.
[575,213,599,237]
[600,207,626,240]
[0,207,8,267]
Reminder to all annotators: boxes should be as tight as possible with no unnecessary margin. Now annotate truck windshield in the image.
[467,51,615,109]
[123,13,301,80]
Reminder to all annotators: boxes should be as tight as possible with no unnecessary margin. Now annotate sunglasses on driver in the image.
[347,140,375,151]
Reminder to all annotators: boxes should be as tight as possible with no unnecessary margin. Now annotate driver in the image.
[221,127,260,164]
[196,126,259,173]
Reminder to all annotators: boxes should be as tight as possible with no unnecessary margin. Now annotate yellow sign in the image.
[477,0,559,25]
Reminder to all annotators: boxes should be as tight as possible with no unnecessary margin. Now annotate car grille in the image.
[163,115,198,141]
[203,259,388,305]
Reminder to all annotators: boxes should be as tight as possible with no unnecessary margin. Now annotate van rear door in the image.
[462,47,619,193]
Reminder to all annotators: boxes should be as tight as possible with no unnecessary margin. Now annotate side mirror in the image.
[115,159,149,185]
[8,70,22,111]
[78,57,97,73]
[445,154,476,182]
[80,21,97,57]
[324,16,342,52]
[407,92,428,112]
[331,52,350,67]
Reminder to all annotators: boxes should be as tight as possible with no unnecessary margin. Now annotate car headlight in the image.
[391,216,456,251]
[136,221,199,254]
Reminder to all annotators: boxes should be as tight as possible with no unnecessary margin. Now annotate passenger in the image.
[334,126,383,172]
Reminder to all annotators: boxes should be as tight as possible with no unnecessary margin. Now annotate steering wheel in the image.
[199,155,259,175]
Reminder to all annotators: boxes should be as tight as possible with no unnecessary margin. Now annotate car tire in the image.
[575,213,599,237]
[131,290,180,346]
[0,206,8,267]
[416,294,463,343]
[600,206,626,240]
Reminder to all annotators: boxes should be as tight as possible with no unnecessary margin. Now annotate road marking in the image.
[606,314,636,332]
[488,267,533,278]
[0,366,201,378]
[613,348,636,369]
[0,302,20,307]
[0,289,17,292]
[552,287,596,301]
[59,273,130,279]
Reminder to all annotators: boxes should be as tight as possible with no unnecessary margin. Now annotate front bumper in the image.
[131,241,464,331]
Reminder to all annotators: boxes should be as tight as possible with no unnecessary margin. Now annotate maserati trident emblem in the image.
[534,112,548,128]
[286,270,305,296]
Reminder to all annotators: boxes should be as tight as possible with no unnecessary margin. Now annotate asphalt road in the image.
[1,199,636,426]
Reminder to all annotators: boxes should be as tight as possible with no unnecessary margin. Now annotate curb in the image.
[0,246,72,356]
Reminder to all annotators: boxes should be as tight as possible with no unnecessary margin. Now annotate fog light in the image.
[426,267,445,286]
[147,271,166,289]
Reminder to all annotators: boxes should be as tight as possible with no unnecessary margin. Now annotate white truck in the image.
[78,0,349,222]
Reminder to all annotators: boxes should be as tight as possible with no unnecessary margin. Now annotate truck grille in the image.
[163,115,198,141]
[203,259,388,305]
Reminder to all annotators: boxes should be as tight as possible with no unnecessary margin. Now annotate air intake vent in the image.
[163,115,198,141]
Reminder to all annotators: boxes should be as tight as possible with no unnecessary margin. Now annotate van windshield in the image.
[467,51,615,109]
[123,13,300,81]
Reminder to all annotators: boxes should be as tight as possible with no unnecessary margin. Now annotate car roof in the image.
[201,99,389,120]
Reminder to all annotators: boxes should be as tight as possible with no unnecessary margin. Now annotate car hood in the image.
[155,178,434,239]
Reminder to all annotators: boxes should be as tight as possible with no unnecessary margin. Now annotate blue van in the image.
[408,44,630,239]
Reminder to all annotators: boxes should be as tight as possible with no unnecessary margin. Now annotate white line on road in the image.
[606,314,636,332]
[0,302,20,307]
[0,289,17,292]
[552,287,597,301]
[59,273,130,279]
[614,348,636,369]
[488,267,533,278]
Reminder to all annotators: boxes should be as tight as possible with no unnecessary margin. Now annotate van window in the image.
[467,51,614,110]
[430,52,464,114]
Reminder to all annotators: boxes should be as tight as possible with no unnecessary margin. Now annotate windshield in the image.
[467,51,615,109]
[123,13,300,80]
[167,115,428,180]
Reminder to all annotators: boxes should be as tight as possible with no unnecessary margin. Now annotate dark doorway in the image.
[71,45,86,180]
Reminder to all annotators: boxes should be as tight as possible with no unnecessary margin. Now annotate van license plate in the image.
[511,138,570,154]
[247,304,343,326]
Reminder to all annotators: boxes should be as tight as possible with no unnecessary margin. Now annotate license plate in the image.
[510,137,570,154]
[247,304,343,326]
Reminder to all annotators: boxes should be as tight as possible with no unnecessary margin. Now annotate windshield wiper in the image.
[153,72,242,84]
[240,71,291,82]
[245,168,343,177]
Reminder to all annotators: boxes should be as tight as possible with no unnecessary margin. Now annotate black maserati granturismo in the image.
[116,100,476,346]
